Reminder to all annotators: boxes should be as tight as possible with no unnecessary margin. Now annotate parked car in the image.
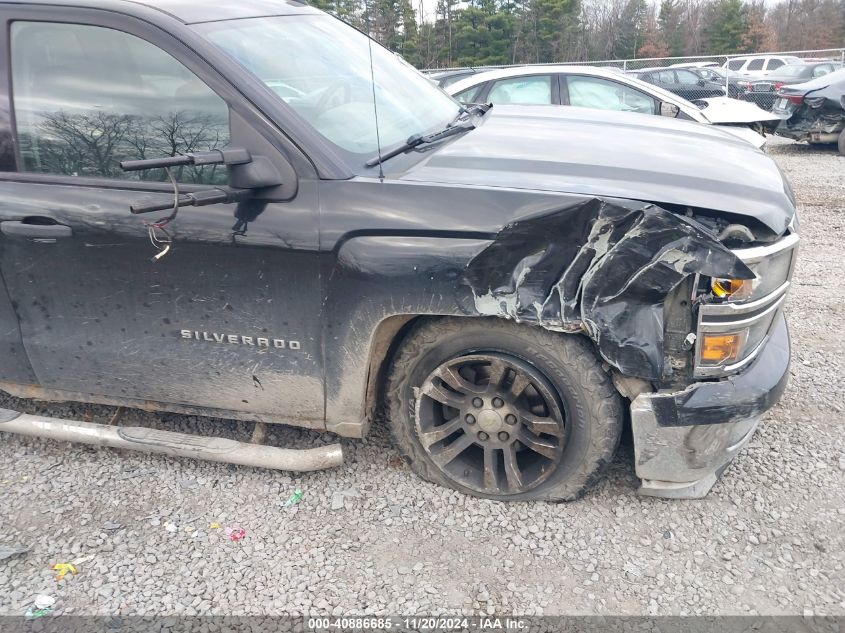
[669,61,720,69]
[0,0,798,502]
[772,68,845,154]
[723,55,802,77]
[690,66,750,98]
[446,65,778,147]
[427,68,483,89]
[744,62,843,110]
[631,67,727,100]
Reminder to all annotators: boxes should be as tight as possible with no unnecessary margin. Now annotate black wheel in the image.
[385,318,623,501]
[838,128,845,157]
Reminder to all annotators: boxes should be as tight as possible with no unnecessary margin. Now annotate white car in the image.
[722,55,802,77]
[446,65,780,148]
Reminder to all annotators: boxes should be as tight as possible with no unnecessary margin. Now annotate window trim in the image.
[0,5,313,190]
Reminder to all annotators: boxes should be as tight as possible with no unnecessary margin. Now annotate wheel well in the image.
[363,314,426,425]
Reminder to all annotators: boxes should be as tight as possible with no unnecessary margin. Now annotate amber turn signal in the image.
[700,331,747,364]
[711,278,752,300]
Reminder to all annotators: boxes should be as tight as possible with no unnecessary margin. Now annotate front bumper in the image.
[631,313,790,499]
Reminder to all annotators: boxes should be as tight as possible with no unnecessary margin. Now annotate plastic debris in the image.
[283,489,303,507]
[25,595,55,619]
[163,522,178,533]
[224,527,246,542]
[331,488,360,511]
[209,523,221,530]
[0,544,30,561]
[52,562,77,581]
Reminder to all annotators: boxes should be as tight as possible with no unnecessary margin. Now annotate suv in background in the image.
[724,55,802,77]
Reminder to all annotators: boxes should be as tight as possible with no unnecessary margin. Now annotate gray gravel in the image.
[1,137,844,618]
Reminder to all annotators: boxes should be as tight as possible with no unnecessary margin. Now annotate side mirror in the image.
[120,148,284,215]
[659,102,680,118]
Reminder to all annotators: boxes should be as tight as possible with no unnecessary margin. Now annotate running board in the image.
[0,408,343,472]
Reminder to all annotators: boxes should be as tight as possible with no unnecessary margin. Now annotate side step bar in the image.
[0,408,343,472]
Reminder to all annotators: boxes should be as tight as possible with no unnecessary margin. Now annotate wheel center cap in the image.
[477,409,503,433]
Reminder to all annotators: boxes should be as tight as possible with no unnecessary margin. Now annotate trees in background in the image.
[313,0,845,67]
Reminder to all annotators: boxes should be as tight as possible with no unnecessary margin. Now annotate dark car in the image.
[632,67,727,100]
[773,68,845,154]
[745,62,843,110]
[695,66,750,98]
[0,0,798,502]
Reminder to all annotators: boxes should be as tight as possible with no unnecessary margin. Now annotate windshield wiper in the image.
[365,104,491,168]
[365,122,476,168]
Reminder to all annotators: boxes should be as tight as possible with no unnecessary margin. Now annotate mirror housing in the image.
[229,155,284,190]
[659,102,680,118]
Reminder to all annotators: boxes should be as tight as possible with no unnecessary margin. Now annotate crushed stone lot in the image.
[0,137,843,618]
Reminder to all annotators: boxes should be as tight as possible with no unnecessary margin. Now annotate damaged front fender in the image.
[463,197,754,381]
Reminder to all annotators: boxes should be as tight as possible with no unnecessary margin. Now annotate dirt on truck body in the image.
[0,0,798,501]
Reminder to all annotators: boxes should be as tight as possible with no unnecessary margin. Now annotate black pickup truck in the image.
[0,0,798,501]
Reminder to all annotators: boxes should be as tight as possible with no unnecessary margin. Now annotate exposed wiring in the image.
[145,167,180,261]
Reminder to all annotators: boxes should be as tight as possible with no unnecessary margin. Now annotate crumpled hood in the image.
[400,105,795,233]
[697,97,781,124]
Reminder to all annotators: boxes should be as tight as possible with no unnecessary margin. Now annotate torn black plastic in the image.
[776,108,845,139]
[463,197,754,381]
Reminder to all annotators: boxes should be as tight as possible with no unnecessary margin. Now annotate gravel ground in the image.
[0,137,843,619]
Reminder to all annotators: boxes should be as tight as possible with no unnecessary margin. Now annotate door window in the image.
[813,65,833,77]
[453,85,483,103]
[487,76,553,105]
[655,70,675,83]
[727,59,745,71]
[566,76,656,114]
[746,58,765,71]
[766,59,785,70]
[675,70,701,84]
[10,22,231,184]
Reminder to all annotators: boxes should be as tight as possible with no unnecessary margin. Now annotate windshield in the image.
[194,15,460,158]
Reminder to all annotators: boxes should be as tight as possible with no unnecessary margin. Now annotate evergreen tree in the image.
[616,0,648,58]
[703,0,748,53]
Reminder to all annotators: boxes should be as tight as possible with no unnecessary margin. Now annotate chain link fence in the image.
[425,48,845,107]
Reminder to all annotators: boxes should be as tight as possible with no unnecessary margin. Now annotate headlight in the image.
[711,278,753,300]
[694,232,799,378]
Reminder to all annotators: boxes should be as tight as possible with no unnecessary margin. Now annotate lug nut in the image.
[505,414,517,425]
[498,431,510,442]
[492,397,504,408]
[472,397,484,408]
[477,431,489,441]
[465,414,476,425]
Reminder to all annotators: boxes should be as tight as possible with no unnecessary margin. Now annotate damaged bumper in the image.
[632,313,790,499]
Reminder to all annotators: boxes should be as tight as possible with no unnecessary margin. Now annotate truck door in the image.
[0,15,324,424]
